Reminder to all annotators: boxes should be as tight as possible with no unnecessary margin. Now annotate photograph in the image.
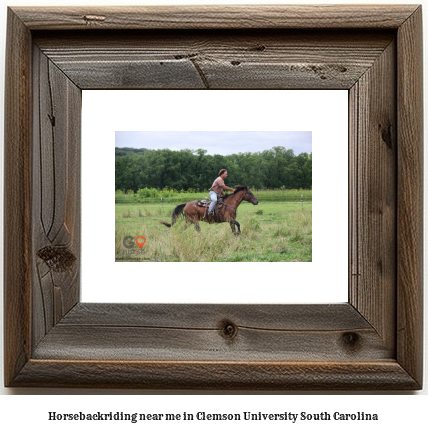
[114,131,312,262]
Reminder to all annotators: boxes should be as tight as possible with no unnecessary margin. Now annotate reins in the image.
[223,202,237,211]
[222,190,249,212]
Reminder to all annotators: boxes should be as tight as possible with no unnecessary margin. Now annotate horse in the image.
[160,185,259,234]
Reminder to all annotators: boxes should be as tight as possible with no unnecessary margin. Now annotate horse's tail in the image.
[160,203,186,228]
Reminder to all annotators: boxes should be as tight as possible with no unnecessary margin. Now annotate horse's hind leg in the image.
[186,206,202,232]
[184,216,190,230]
[188,216,200,232]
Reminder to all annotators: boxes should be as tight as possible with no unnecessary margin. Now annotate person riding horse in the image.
[160,184,259,234]
[208,169,235,216]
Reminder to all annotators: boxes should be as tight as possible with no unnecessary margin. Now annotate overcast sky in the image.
[115,131,312,156]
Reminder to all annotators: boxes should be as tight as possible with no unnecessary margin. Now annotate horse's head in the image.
[243,187,259,205]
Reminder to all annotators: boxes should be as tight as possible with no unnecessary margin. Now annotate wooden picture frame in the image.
[4,5,423,389]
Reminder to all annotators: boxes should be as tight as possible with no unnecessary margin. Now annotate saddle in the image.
[197,196,224,219]
[197,197,224,209]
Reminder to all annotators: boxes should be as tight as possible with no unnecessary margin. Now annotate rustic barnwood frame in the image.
[4,5,423,389]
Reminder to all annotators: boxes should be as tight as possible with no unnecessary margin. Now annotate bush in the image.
[137,188,150,198]
[137,187,159,198]
[160,187,176,198]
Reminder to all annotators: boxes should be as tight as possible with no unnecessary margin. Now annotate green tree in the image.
[115,146,311,192]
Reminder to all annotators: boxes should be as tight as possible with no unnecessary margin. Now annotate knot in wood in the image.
[341,332,361,350]
[219,320,238,340]
[378,123,393,149]
[83,15,106,23]
[37,245,76,272]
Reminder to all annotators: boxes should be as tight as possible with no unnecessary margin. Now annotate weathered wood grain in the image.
[36,304,390,363]
[35,31,393,89]
[12,5,419,30]
[32,46,81,349]
[12,361,419,390]
[4,8,32,388]
[396,6,424,388]
[349,40,397,352]
[61,303,369,329]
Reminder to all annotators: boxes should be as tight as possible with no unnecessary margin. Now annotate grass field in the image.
[115,201,312,262]
[116,189,312,204]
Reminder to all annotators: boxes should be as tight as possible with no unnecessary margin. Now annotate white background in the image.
[0,0,426,429]
[82,90,348,304]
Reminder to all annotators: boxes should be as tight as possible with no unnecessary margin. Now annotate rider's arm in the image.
[224,186,236,192]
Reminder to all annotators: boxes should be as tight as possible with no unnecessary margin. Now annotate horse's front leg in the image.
[230,219,240,235]
[235,220,241,235]
[229,220,235,234]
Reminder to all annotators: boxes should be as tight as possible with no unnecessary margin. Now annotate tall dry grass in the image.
[115,203,311,262]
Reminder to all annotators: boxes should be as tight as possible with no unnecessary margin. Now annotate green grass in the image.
[115,201,311,262]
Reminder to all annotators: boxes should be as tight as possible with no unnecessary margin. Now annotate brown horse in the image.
[160,186,259,234]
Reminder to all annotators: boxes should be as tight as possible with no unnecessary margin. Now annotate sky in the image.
[115,131,312,156]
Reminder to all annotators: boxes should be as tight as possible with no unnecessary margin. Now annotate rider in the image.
[208,169,236,217]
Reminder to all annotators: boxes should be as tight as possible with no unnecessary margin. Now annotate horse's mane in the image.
[223,185,247,199]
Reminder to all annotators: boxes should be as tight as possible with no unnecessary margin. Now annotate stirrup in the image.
[208,211,214,216]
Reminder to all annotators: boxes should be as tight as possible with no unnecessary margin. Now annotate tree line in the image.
[115,146,312,193]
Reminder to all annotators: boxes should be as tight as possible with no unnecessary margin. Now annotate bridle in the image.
[243,190,258,204]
